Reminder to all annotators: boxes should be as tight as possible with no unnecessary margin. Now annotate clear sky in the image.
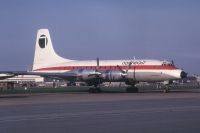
[0,0,200,74]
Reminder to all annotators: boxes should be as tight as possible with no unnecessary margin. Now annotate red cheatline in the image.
[33,65,177,71]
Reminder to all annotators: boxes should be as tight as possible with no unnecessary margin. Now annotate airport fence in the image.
[0,83,200,95]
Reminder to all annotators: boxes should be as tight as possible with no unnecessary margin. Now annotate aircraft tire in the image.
[88,87,101,93]
[163,86,170,93]
[126,87,139,93]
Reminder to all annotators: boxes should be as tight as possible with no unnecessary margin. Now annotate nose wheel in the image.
[163,85,170,93]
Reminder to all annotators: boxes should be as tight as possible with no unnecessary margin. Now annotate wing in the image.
[0,71,78,81]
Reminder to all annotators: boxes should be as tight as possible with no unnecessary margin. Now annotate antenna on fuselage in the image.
[171,60,174,66]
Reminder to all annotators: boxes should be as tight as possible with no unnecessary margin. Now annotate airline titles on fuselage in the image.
[122,60,146,66]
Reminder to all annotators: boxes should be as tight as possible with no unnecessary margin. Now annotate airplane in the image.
[0,73,16,80]
[0,29,187,93]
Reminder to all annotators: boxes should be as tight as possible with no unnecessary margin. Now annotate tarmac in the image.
[0,92,200,133]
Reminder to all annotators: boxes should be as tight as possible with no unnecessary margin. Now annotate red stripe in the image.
[33,65,177,71]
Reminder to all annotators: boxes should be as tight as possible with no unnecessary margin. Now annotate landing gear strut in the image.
[163,85,170,93]
[163,81,172,93]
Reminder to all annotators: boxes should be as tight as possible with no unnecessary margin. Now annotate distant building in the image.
[0,82,14,90]
[193,75,200,83]
[0,75,44,89]
[1,75,44,82]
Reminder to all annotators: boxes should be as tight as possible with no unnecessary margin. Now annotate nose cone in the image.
[180,71,187,79]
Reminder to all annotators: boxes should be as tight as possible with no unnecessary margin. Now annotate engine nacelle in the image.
[102,70,125,81]
[71,69,126,82]
[73,69,100,81]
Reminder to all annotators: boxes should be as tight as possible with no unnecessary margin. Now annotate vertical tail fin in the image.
[32,29,72,71]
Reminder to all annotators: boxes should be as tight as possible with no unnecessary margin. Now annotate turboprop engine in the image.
[101,70,127,81]
[70,59,131,84]
[72,69,127,82]
[73,69,102,81]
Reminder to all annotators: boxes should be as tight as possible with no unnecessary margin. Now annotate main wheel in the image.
[88,87,101,93]
[126,87,139,93]
[163,87,170,93]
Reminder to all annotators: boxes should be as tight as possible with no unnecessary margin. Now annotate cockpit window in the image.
[162,60,174,66]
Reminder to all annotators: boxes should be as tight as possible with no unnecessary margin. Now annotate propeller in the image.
[117,61,132,78]
[95,58,100,74]
[126,61,132,73]
[96,58,99,68]
[88,58,102,77]
[116,61,132,88]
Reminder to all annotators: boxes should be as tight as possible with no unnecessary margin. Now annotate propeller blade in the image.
[171,60,174,65]
[96,58,99,67]
[117,65,125,73]
[125,62,132,73]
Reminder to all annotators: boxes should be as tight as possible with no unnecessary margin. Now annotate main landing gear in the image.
[126,86,139,93]
[88,83,101,93]
[88,87,101,93]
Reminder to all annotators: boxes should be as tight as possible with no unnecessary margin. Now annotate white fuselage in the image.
[33,59,183,82]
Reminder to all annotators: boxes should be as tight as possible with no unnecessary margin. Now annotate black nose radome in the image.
[180,71,187,78]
